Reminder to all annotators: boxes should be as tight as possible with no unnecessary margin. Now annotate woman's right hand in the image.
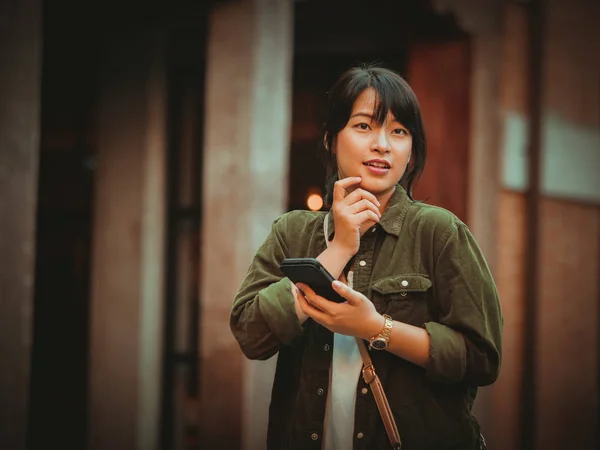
[330,177,381,258]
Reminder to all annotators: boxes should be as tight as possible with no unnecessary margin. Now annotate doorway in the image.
[290,0,471,222]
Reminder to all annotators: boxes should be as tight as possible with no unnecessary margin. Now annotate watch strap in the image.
[369,314,393,349]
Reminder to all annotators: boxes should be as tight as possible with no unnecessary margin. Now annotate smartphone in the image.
[279,258,345,303]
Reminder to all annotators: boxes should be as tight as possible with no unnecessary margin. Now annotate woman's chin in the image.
[359,180,397,197]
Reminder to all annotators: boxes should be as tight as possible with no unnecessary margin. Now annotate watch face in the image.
[371,338,387,350]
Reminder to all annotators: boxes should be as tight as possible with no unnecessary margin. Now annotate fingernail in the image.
[332,280,343,289]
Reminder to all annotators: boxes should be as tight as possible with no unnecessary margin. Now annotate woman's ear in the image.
[407,152,412,164]
[323,133,329,151]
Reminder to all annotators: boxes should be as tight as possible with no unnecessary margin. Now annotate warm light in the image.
[307,193,324,211]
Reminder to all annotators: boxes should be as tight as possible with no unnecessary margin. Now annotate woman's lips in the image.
[363,162,390,175]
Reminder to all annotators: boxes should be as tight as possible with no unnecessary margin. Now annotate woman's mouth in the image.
[363,160,391,175]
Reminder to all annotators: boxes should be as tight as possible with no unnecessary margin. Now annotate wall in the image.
[492,1,599,449]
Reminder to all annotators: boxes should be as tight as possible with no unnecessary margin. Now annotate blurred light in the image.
[307,193,323,211]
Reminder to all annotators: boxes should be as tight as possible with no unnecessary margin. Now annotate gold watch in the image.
[369,314,393,350]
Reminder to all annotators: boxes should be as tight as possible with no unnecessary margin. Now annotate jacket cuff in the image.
[424,321,467,383]
[257,278,304,345]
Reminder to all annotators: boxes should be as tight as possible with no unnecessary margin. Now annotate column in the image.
[0,1,42,449]
[431,0,504,441]
[88,31,167,450]
[467,31,503,271]
[493,4,530,448]
[199,0,293,449]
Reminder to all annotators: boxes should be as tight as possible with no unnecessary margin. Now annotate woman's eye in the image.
[355,123,370,130]
[392,128,408,135]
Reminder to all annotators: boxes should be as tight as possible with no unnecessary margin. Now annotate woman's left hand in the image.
[296,280,384,340]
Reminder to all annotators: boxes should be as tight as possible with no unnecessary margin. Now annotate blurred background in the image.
[1,0,598,449]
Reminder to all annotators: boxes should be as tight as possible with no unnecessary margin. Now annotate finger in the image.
[296,283,319,307]
[295,282,313,298]
[333,177,362,203]
[290,283,309,322]
[353,210,380,226]
[347,198,382,219]
[296,284,331,323]
[296,285,314,313]
[296,283,336,314]
[332,280,365,305]
[341,188,381,209]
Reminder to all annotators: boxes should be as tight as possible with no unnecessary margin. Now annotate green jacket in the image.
[231,186,502,450]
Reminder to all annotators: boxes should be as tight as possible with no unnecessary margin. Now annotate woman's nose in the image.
[371,129,391,153]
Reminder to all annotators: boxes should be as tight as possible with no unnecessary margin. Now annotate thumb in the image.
[332,280,361,305]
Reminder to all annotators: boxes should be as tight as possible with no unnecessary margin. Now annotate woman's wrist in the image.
[327,239,356,262]
[361,312,386,340]
[316,243,354,280]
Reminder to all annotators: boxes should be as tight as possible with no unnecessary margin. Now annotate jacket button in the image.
[323,344,330,351]
[311,433,319,440]
[401,280,409,287]
[361,387,368,394]
[317,388,324,396]
[359,260,366,267]
[357,432,364,439]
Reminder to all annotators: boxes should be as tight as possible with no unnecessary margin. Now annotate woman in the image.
[230,66,502,450]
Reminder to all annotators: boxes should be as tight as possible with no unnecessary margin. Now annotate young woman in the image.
[230,66,502,450]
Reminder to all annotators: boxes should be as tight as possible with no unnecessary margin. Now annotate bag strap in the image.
[323,213,402,449]
[356,337,402,450]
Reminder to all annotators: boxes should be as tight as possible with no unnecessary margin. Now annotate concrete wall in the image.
[492,1,599,449]
[534,1,599,448]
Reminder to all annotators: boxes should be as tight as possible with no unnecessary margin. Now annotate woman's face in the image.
[334,88,413,198]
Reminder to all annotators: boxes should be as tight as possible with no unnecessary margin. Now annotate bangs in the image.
[327,66,421,135]
[368,73,419,133]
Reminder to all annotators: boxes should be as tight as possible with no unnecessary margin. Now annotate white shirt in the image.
[322,329,363,449]
[321,216,364,449]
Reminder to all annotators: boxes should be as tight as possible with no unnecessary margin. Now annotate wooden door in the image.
[406,39,471,222]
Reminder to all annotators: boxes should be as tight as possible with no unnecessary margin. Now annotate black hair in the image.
[320,64,427,205]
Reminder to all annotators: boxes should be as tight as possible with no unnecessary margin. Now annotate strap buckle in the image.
[362,363,376,384]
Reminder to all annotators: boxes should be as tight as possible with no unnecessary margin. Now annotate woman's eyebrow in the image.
[350,111,404,125]
[349,112,374,119]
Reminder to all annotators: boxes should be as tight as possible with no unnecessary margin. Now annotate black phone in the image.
[279,258,346,303]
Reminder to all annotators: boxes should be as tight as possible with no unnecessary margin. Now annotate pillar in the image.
[88,31,167,450]
[199,0,293,449]
[431,0,504,441]
[0,1,42,449]
[491,8,531,449]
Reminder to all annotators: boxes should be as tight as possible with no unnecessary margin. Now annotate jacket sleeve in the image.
[230,214,305,360]
[424,222,503,386]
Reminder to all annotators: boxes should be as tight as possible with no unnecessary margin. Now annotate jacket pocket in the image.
[371,274,432,326]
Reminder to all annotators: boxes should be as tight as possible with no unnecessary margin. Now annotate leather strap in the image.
[356,338,402,450]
